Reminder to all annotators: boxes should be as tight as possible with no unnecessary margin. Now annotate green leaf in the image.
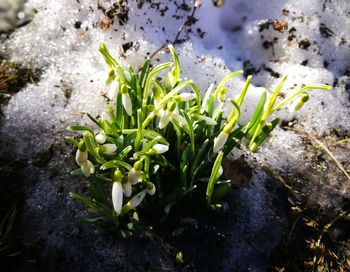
[65,136,79,147]
[100,160,132,171]
[140,58,151,90]
[206,151,224,204]
[69,125,94,135]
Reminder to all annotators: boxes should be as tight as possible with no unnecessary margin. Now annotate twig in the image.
[307,134,350,189]
[149,1,201,60]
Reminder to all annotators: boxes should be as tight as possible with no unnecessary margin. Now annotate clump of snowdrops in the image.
[67,42,330,236]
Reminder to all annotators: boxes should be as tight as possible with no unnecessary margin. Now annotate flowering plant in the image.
[67,42,330,236]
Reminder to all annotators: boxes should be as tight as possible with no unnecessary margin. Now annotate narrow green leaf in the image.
[206,151,224,204]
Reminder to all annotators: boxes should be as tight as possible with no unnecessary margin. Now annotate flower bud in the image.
[193,114,217,126]
[102,143,117,155]
[101,111,112,123]
[121,85,132,116]
[112,181,123,213]
[127,190,146,209]
[213,131,229,153]
[159,110,171,129]
[175,93,196,101]
[95,133,106,144]
[218,87,227,102]
[145,182,156,195]
[122,182,132,197]
[290,93,309,113]
[107,80,119,100]
[147,144,169,155]
[113,169,123,183]
[80,160,95,177]
[128,168,141,185]
[75,149,88,166]
[123,70,131,82]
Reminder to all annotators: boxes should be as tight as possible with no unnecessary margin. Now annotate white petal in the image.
[107,80,119,100]
[159,110,171,129]
[146,184,156,195]
[102,143,117,155]
[122,182,132,197]
[112,182,123,213]
[101,111,112,122]
[128,168,141,185]
[75,150,87,166]
[128,190,146,209]
[81,160,94,177]
[172,112,187,127]
[151,144,169,154]
[123,71,131,82]
[178,93,196,101]
[213,132,228,153]
[95,133,106,144]
[199,115,217,126]
[122,93,132,116]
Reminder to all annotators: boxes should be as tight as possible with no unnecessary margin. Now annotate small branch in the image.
[149,1,200,60]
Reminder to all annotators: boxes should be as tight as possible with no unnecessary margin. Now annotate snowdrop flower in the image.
[75,141,94,177]
[213,131,229,153]
[95,133,106,144]
[289,93,309,113]
[128,160,143,185]
[147,144,169,155]
[159,109,172,129]
[107,79,119,100]
[101,111,112,123]
[112,169,123,213]
[193,114,217,125]
[175,93,196,101]
[126,190,146,210]
[102,143,117,155]
[171,112,188,128]
[112,181,123,213]
[121,85,132,116]
[123,70,131,82]
[145,182,156,195]
[122,182,132,197]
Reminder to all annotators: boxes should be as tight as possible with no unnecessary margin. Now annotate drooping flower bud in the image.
[95,133,106,144]
[80,160,95,177]
[289,93,309,112]
[218,87,227,103]
[213,131,229,153]
[107,79,119,100]
[147,144,169,155]
[123,70,131,82]
[128,160,143,185]
[145,182,156,195]
[193,114,217,126]
[101,143,117,155]
[175,93,196,102]
[127,190,146,209]
[159,109,171,129]
[122,181,132,197]
[121,84,132,116]
[101,111,112,123]
[112,181,123,213]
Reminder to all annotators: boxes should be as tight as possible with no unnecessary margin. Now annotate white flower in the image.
[112,182,123,213]
[122,92,132,116]
[176,93,196,101]
[148,144,169,155]
[171,112,187,128]
[146,183,156,195]
[218,165,223,177]
[101,111,112,123]
[122,182,132,197]
[159,109,171,129]
[80,160,95,177]
[75,150,88,166]
[95,133,106,144]
[197,115,217,126]
[123,71,131,82]
[107,80,119,100]
[128,190,146,209]
[213,131,229,153]
[102,143,117,155]
[128,168,141,185]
